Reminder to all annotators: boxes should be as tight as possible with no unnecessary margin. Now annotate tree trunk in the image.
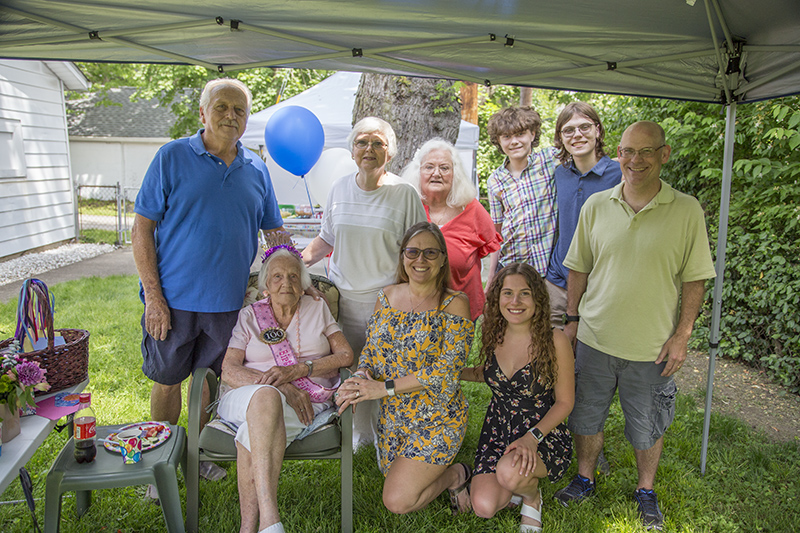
[519,86,533,107]
[352,74,461,173]
[460,82,479,125]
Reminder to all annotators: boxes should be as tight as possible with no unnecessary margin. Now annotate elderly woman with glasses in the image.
[402,138,502,320]
[218,245,354,533]
[302,117,426,449]
[336,222,475,515]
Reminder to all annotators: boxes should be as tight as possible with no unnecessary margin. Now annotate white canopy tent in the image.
[2,0,799,477]
[240,71,480,206]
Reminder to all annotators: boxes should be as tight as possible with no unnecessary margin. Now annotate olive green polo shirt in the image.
[564,180,716,362]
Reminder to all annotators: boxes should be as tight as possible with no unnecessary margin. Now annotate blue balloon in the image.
[264,106,325,176]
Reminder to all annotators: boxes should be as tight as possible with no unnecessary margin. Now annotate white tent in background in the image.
[241,71,480,206]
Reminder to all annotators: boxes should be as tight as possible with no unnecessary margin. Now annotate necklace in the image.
[409,286,437,312]
[429,205,463,226]
[428,206,450,226]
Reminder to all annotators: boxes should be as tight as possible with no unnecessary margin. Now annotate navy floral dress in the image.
[473,353,572,482]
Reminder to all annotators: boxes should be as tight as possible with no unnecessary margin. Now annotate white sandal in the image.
[519,490,543,533]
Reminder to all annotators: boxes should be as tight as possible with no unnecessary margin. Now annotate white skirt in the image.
[217,384,331,451]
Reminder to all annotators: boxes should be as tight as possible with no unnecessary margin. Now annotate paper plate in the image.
[103,421,171,453]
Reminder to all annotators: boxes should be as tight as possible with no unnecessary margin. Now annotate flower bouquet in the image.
[1,340,50,442]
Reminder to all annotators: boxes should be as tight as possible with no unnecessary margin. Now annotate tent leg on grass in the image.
[701,101,737,475]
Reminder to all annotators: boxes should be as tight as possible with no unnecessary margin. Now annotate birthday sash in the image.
[252,298,338,403]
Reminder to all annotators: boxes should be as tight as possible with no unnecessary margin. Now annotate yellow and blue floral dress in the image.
[359,290,474,476]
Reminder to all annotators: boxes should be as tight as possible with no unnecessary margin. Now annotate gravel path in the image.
[0,243,117,287]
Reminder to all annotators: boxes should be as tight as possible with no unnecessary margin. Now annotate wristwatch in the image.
[562,313,580,324]
[385,379,396,397]
[529,427,544,444]
[304,360,313,376]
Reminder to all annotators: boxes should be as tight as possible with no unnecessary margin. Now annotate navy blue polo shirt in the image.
[546,156,622,289]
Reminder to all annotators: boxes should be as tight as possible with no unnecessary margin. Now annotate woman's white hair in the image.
[258,249,312,293]
[346,117,398,158]
[199,78,253,115]
[400,138,477,208]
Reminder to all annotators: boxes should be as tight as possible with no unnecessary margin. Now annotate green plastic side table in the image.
[44,423,187,533]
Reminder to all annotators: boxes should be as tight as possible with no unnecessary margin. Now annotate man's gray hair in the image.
[199,78,253,115]
[258,248,312,293]
[400,138,477,208]
[346,117,398,158]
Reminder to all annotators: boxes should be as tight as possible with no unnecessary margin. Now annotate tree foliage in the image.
[73,63,330,138]
[476,87,800,391]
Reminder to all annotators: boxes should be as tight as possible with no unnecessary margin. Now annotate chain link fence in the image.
[75,183,131,244]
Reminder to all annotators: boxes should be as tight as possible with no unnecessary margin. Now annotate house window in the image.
[0,117,27,179]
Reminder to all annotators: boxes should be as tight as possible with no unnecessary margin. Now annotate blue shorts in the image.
[568,342,677,450]
[141,308,238,385]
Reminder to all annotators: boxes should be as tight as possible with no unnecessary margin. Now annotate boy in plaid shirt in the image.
[485,106,558,284]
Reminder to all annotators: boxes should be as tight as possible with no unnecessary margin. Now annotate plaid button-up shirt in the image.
[487,148,558,276]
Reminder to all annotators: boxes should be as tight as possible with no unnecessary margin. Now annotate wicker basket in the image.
[3,280,90,394]
[0,329,90,394]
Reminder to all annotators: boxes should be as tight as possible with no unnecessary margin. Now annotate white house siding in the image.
[0,60,78,259]
[69,136,168,200]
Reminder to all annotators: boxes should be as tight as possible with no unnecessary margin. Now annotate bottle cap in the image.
[79,393,91,403]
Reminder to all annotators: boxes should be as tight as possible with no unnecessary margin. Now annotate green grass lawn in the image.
[77,199,119,218]
[0,275,798,532]
[78,228,119,244]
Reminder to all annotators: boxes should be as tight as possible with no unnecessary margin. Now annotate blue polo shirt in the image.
[136,129,283,312]
[546,156,621,289]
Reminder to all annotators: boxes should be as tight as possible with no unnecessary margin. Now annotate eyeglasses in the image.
[421,163,452,174]
[561,123,596,137]
[354,140,387,151]
[402,247,444,260]
[618,145,666,159]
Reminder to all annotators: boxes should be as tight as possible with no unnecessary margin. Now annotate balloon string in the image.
[301,175,328,278]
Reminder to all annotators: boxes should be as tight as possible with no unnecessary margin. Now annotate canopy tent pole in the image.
[701,101,736,475]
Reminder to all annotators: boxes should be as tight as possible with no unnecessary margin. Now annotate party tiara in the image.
[260,230,301,263]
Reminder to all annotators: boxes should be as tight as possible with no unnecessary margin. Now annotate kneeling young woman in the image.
[462,263,575,532]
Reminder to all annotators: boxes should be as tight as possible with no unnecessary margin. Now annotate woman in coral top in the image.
[402,139,502,320]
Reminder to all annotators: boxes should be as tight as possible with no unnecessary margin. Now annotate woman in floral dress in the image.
[336,222,474,514]
[462,263,575,532]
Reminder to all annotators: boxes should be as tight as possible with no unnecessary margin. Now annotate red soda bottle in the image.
[73,393,97,464]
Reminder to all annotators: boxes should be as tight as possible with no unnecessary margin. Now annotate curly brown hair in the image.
[480,263,558,389]
[487,106,542,153]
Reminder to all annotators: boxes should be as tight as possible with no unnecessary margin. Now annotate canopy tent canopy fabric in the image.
[1,0,798,104]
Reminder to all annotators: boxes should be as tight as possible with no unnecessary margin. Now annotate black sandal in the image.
[448,463,472,514]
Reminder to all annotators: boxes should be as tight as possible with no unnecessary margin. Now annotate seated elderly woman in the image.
[402,139,501,320]
[218,245,353,533]
[336,222,474,515]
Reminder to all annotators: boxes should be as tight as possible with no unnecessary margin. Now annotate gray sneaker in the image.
[596,449,611,475]
[633,488,664,530]
[199,461,227,481]
[554,474,595,507]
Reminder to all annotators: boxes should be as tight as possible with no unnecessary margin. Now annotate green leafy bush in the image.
[476,90,800,391]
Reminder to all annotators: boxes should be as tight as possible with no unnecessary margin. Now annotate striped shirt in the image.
[487,148,558,276]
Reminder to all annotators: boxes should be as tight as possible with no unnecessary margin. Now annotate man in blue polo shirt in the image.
[132,79,284,480]
[545,101,621,328]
